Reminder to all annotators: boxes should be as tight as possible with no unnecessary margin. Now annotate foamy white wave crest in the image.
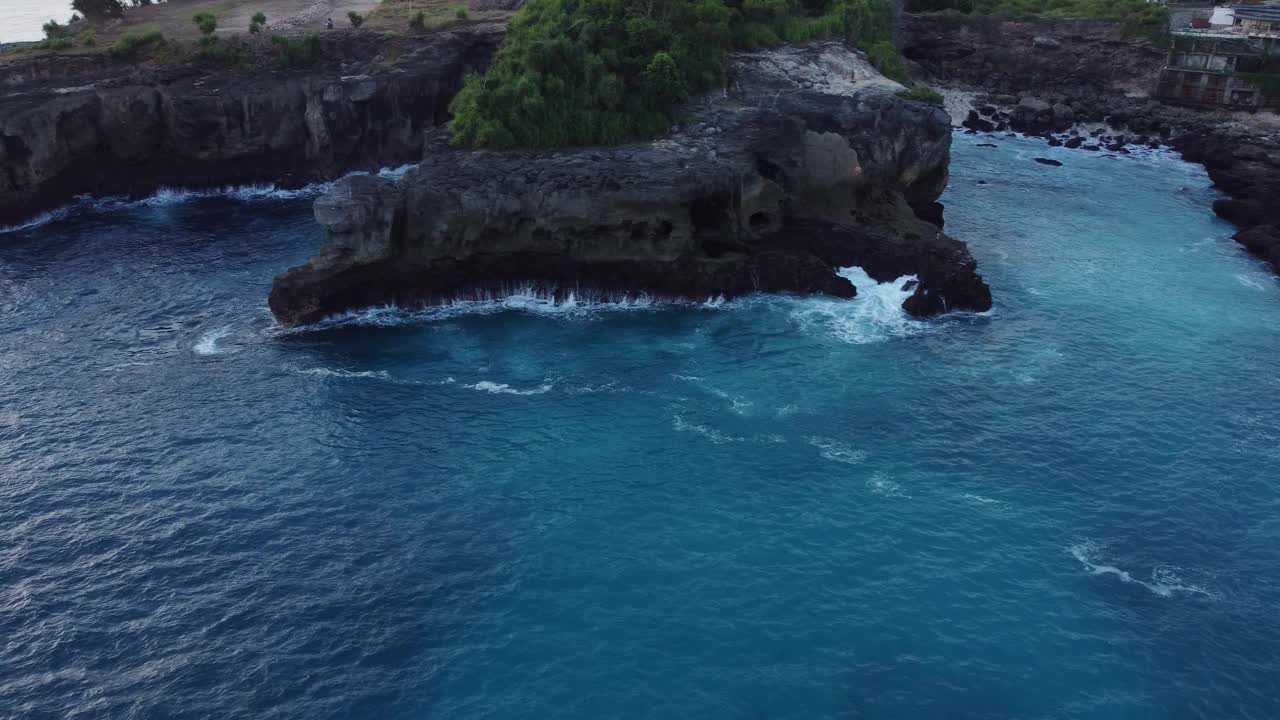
[376,164,416,179]
[464,380,553,395]
[296,367,393,380]
[866,473,907,497]
[0,206,74,234]
[672,415,743,444]
[193,327,234,356]
[0,160,423,233]
[785,267,928,344]
[808,436,867,464]
[1068,541,1216,599]
[298,285,706,330]
[673,374,753,414]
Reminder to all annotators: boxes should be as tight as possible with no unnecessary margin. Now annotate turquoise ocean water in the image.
[1,133,1278,718]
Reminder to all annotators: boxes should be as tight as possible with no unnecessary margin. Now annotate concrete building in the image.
[1155,35,1278,109]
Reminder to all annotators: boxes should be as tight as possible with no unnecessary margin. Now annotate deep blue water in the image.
[3,134,1280,719]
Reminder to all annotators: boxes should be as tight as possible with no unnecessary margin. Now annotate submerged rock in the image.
[1034,157,1063,166]
[269,43,992,326]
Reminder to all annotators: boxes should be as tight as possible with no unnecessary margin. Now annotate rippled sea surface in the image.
[3,134,1279,719]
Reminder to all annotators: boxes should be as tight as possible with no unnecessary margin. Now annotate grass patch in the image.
[897,84,945,104]
[108,27,166,57]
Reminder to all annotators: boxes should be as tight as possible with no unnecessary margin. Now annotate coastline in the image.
[901,12,1280,275]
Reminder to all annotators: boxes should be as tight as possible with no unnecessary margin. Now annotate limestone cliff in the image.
[269,43,992,326]
[0,26,504,227]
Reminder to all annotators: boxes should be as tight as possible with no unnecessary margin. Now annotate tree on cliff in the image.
[448,0,898,148]
[72,0,125,20]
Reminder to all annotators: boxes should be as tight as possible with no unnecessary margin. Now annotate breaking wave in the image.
[784,267,929,344]
[193,327,235,356]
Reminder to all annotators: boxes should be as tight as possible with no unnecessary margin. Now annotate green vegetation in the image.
[897,84,944,104]
[448,0,908,148]
[79,29,97,46]
[348,10,366,27]
[409,9,427,29]
[108,27,166,56]
[42,19,67,39]
[251,11,268,33]
[269,33,322,65]
[192,11,218,37]
[455,7,468,19]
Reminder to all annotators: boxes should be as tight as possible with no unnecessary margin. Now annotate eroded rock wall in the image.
[0,26,504,227]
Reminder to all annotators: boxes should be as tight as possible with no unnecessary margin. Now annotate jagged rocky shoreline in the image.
[0,26,504,228]
[267,43,993,326]
[900,13,1280,274]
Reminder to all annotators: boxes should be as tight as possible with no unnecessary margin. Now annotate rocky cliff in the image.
[0,26,504,227]
[269,42,993,326]
[901,12,1280,275]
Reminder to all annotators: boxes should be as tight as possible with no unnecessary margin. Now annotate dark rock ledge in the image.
[269,43,992,326]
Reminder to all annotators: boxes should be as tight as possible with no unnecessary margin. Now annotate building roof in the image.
[1234,5,1280,22]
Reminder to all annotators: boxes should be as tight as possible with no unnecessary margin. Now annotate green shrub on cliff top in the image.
[192,11,218,36]
[448,0,898,148]
[109,27,166,57]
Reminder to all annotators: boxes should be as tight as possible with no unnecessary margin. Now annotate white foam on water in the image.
[1236,273,1269,291]
[672,415,743,444]
[775,404,799,418]
[297,286,689,330]
[1068,541,1217,599]
[464,380,553,396]
[565,381,631,394]
[296,367,393,380]
[785,267,929,344]
[866,473,907,497]
[376,164,416,179]
[808,436,868,465]
[193,327,234,356]
[961,493,1002,505]
[0,160,426,233]
[0,206,73,234]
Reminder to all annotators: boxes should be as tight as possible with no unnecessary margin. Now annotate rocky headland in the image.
[900,13,1280,274]
[0,25,504,227]
[268,43,993,326]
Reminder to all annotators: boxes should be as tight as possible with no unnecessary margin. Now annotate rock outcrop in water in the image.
[0,27,504,227]
[268,43,993,326]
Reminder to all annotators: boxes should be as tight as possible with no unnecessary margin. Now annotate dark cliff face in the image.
[0,26,504,227]
[269,43,993,326]
[899,14,1165,98]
